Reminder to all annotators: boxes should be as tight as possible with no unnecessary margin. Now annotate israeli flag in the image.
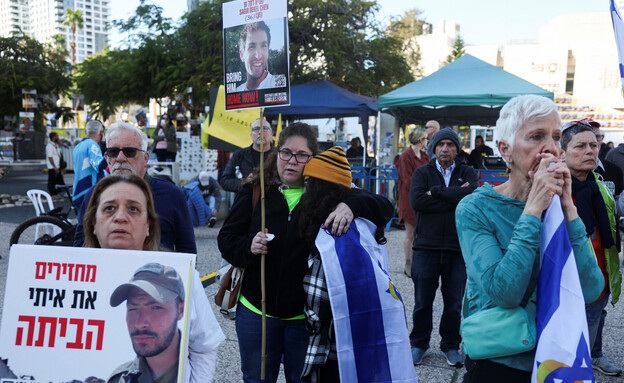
[531,195,595,383]
[610,0,624,88]
[316,218,417,383]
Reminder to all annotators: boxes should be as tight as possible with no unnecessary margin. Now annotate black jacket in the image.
[218,145,273,192]
[217,184,393,318]
[410,158,478,252]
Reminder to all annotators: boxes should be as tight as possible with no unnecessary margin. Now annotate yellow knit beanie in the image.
[303,146,352,188]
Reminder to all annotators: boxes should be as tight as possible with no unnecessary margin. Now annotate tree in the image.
[445,34,465,64]
[0,32,72,131]
[386,8,426,78]
[63,8,84,66]
[288,0,413,96]
[75,0,414,117]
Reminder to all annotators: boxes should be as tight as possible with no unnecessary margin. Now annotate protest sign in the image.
[18,112,34,132]
[222,0,290,110]
[0,245,195,383]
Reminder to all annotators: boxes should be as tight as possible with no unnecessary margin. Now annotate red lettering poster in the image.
[0,245,195,383]
[222,0,290,110]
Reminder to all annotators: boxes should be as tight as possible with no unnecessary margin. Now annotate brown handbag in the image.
[214,266,244,319]
[214,183,260,319]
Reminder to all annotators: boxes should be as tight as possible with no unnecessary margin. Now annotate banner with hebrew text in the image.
[0,245,195,383]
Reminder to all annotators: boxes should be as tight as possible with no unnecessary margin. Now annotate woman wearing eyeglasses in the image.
[152,113,177,162]
[218,123,392,383]
[560,120,622,376]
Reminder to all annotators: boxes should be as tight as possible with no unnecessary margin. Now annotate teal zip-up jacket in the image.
[456,184,604,371]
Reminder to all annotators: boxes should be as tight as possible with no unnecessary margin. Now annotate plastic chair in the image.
[27,189,55,216]
[26,189,59,240]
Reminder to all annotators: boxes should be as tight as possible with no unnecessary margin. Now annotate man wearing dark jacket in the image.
[409,128,478,368]
[218,118,274,192]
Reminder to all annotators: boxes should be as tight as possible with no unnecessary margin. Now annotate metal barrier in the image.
[477,169,509,186]
[351,166,398,230]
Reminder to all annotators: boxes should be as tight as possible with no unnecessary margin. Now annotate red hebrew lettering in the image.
[62,263,74,280]
[48,262,62,280]
[85,320,105,350]
[86,265,97,282]
[75,264,86,282]
[58,317,68,337]
[35,262,46,279]
[15,315,36,346]
[66,318,85,349]
[34,316,58,347]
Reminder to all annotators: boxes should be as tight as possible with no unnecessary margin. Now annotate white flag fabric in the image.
[531,195,595,382]
[610,0,624,88]
[315,218,417,383]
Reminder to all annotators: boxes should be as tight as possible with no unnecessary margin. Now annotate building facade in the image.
[0,0,109,63]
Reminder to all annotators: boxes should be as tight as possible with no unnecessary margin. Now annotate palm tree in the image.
[63,8,84,66]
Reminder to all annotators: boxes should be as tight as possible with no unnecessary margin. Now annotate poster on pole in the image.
[21,89,37,109]
[0,245,195,383]
[18,112,34,132]
[222,0,290,110]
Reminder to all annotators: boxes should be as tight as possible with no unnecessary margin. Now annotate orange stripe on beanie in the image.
[303,146,352,188]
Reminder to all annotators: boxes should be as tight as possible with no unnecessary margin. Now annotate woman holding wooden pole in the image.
[218,122,390,383]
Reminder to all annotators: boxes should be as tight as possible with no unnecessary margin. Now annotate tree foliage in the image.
[75,0,416,118]
[0,32,72,131]
[63,9,84,66]
[288,0,414,96]
[445,34,465,64]
[386,8,426,78]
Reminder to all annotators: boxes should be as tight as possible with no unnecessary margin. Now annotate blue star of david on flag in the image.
[531,195,595,383]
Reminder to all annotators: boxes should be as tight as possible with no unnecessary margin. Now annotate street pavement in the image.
[0,170,623,382]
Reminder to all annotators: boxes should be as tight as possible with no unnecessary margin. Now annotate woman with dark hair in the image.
[83,173,160,251]
[152,113,177,162]
[298,147,394,382]
[218,124,392,383]
[84,174,225,382]
[560,120,622,376]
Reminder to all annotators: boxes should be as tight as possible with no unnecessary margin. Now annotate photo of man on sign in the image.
[237,21,278,91]
[107,262,185,383]
[224,18,288,95]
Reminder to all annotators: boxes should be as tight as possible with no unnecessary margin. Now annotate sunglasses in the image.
[105,146,145,158]
[562,120,594,132]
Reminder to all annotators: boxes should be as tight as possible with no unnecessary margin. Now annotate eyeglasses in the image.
[562,120,594,132]
[278,150,312,164]
[105,146,145,158]
[425,125,436,129]
[251,126,272,132]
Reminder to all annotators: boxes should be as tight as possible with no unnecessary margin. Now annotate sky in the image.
[108,0,613,48]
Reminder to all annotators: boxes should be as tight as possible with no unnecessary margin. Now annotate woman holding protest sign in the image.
[83,174,224,383]
[455,95,603,382]
[218,124,392,383]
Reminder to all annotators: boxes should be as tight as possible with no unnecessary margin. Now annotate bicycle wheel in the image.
[10,216,75,247]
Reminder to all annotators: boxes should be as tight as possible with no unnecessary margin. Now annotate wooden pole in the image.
[259,108,267,380]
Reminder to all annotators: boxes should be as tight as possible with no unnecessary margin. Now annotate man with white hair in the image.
[72,119,106,208]
[73,122,196,253]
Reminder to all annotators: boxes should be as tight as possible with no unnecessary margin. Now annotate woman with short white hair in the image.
[455,95,604,382]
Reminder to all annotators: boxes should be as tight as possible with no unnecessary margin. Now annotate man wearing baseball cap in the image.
[108,263,224,383]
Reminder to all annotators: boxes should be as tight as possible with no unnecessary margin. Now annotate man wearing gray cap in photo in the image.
[108,263,224,383]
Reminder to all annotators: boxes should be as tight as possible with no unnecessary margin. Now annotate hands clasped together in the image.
[525,153,577,221]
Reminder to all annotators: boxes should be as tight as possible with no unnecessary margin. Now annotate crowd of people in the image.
[9,93,623,382]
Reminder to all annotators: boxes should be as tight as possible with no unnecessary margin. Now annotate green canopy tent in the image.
[378,54,553,126]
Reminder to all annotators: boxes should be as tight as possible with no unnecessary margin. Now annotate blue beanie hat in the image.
[430,127,460,153]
